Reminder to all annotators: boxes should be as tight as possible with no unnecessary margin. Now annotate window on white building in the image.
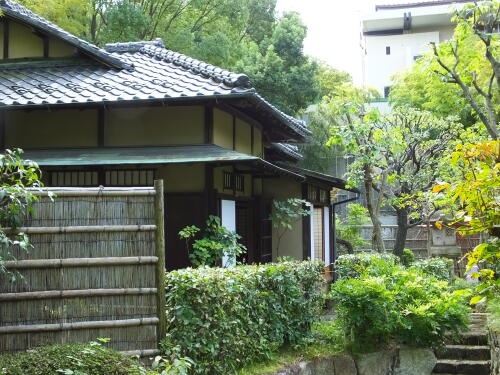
[385,46,391,55]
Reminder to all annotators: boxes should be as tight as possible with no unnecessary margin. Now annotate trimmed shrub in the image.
[334,252,400,280]
[411,257,455,282]
[401,248,416,267]
[0,342,144,375]
[330,262,470,352]
[162,261,324,374]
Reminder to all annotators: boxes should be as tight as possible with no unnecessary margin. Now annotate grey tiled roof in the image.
[271,143,303,160]
[0,0,309,139]
[0,0,130,70]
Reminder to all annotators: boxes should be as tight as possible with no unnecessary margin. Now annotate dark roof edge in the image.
[277,163,360,193]
[0,0,131,70]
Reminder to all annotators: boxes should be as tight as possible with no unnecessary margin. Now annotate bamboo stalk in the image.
[0,317,159,334]
[33,190,156,197]
[154,179,167,345]
[4,256,158,269]
[120,349,160,358]
[2,224,157,234]
[0,288,158,301]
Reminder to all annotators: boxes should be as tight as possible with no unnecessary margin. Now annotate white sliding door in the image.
[221,199,236,267]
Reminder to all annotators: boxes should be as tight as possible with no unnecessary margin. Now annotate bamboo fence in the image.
[0,182,166,356]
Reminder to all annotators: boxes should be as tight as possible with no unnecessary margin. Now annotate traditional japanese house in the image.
[0,0,357,269]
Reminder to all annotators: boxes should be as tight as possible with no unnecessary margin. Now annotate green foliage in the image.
[148,353,193,375]
[334,252,400,280]
[410,257,455,282]
[401,249,416,267]
[0,341,144,375]
[0,149,45,281]
[269,198,310,254]
[329,265,471,352]
[178,216,245,267]
[162,261,324,374]
[433,141,500,302]
[391,1,500,138]
[335,203,370,253]
[487,295,500,332]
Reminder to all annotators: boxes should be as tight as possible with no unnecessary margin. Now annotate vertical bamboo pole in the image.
[154,179,167,345]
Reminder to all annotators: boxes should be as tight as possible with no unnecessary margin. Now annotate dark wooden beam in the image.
[232,115,236,150]
[302,183,311,260]
[204,164,216,219]
[204,106,213,144]
[43,36,49,58]
[0,111,5,151]
[3,19,10,59]
[250,125,254,155]
[97,108,105,147]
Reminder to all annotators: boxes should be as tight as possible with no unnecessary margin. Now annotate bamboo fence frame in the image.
[0,183,167,355]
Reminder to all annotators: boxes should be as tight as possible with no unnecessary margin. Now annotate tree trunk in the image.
[363,167,385,252]
[393,208,408,258]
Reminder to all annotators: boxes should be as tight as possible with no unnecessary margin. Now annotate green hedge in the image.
[330,259,470,352]
[335,252,455,282]
[162,261,324,374]
[0,342,143,375]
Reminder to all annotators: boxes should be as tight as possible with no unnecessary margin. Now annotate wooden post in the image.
[154,179,167,345]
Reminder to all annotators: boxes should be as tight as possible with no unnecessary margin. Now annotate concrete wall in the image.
[262,177,303,261]
[364,31,440,96]
[1,19,76,59]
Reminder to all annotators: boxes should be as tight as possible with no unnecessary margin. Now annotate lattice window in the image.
[313,207,324,261]
[308,185,317,202]
[50,171,98,187]
[223,171,245,192]
[235,175,244,192]
[319,189,328,203]
[105,170,154,186]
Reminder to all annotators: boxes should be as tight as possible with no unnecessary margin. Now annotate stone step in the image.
[433,359,490,375]
[435,345,491,361]
[449,331,489,346]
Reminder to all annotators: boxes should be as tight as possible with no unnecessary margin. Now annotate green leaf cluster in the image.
[330,256,471,352]
[178,216,246,267]
[0,149,45,281]
[162,260,325,374]
[0,342,144,375]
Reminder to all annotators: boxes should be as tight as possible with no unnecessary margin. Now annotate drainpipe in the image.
[331,193,360,281]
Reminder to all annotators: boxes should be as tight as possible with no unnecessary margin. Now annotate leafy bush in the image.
[162,261,324,374]
[487,295,500,332]
[334,252,400,280]
[411,257,455,282]
[178,216,245,267]
[0,149,45,282]
[329,263,470,352]
[0,341,144,375]
[401,248,416,267]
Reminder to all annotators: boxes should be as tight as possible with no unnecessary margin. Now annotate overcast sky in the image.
[276,0,377,84]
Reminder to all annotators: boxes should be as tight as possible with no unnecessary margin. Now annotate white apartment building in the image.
[361,0,469,107]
